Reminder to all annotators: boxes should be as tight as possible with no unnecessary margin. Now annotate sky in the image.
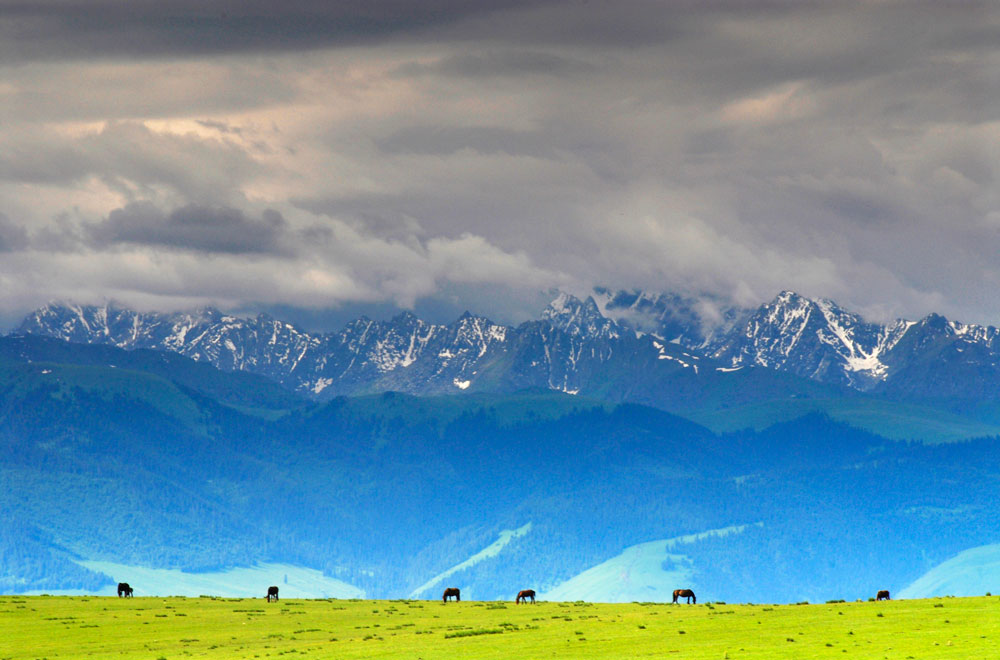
[0,0,997,330]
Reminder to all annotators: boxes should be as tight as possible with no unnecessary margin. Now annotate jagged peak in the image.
[543,292,603,320]
[542,291,620,339]
[453,310,498,326]
[543,291,579,316]
[768,290,814,309]
[916,312,951,332]
[388,310,422,325]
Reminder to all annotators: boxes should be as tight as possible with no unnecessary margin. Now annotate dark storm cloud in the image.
[88,202,290,255]
[0,0,555,62]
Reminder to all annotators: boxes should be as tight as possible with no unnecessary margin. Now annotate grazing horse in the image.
[442,587,461,602]
[516,589,536,604]
[266,586,279,602]
[672,589,696,604]
[117,582,133,598]
[876,590,890,601]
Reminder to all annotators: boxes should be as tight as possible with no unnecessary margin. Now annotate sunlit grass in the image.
[2,594,999,658]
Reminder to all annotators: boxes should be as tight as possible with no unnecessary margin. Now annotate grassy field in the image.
[2,595,999,659]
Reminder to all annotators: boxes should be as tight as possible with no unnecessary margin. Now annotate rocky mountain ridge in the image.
[16,289,1000,402]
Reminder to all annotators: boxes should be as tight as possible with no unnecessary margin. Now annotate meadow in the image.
[2,595,999,659]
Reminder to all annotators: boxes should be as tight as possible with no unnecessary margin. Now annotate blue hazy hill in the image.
[2,335,1000,601]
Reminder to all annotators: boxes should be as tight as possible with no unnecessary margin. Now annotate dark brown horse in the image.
[443,587,461,602]
[672,588,695,604]
[516,589,536,604]
[117,582,133,598]
[266,586,279,602]
[876,590,890,601]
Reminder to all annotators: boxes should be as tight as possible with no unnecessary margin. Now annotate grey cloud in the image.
[394,49,595,79]
[88,202,291,255]
[0,122,263,202]
[195,119,244,136]
[1,1,999,328]
[0,213,29,252]
[0,62,299,125]
[376,125,557,158]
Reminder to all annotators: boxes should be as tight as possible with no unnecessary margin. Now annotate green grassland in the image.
[2,596,999,659]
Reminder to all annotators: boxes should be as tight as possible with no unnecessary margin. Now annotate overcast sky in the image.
[0,0,997,329]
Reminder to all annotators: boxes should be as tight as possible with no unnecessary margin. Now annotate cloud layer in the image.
[0,1,997,327]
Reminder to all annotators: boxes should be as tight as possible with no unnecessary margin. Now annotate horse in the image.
[443,587,461,602]
[117,582,133,598]
[672,588,696,604]
[266,586,279,602]
[876,590,890,601]
[516,589,536,604]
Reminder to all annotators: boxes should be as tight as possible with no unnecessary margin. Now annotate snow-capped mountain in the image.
[18,295,700,400]
[16,289,1000,403]
[601,288,1000,397]
[704,291,914,390]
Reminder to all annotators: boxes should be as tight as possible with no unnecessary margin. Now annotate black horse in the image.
[876,590,890,601]
[443,587,461,602]
[117,582,133,598]
[672,588,695,604]
[266,586,279,602]
[516,589,536,604]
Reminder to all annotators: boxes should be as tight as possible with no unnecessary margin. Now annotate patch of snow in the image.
[399,331,419,367]
[899,543,1000,599]
[311,377,333,394]
[541,523,761,603]
[408,523,532,599]
[716,366,744,372]
[546,292,573,316]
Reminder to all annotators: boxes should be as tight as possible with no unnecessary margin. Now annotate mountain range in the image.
[16,289,1000,440]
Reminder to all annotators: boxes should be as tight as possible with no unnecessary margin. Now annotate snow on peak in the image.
[543,292,619,338]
